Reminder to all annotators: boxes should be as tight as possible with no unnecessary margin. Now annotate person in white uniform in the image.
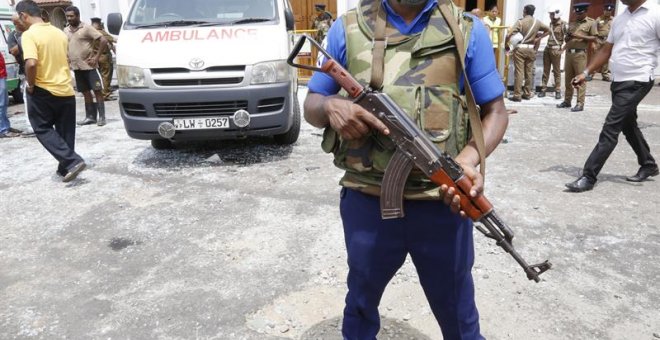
[566,0,660,192]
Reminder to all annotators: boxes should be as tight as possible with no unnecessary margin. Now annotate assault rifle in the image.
[288,35,551,283]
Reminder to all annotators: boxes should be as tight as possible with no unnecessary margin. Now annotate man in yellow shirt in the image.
[17,0,86,182]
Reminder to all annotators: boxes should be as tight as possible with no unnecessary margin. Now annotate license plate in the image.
[173,117,229,130]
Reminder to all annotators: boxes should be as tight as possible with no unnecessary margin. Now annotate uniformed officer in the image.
[506,4,549,102]
[91,18,116,101]
[557,2,598,112]
[539,7,567,99]
[592,3,614,81]
[311,4,333,42]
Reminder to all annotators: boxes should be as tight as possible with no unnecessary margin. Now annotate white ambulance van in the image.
[107,0,299,149]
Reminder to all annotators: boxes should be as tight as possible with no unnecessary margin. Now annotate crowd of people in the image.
[471,3,615,112]
[1,0,116,182]
[473,2,658,190]
[1,3,116,138]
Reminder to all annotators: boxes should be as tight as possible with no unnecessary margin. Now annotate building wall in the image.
[340,0,358,17]
[504,0,572,29]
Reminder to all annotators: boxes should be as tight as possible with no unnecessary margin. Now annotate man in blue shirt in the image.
[304,0,508,338]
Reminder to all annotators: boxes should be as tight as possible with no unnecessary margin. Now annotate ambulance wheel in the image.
[151,139,174,150]
[274,96,300,145]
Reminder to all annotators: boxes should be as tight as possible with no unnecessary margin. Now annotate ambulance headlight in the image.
[117,65,146,88]
[250,60,289,84]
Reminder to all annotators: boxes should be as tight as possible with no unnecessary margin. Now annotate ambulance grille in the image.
[257,98,285,113]
[151,66,246,86]
[122,103,147,117]
[154,101,249,117]
[154,78,243,86]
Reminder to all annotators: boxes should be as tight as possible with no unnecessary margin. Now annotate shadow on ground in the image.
[300,316,431,340]
[133,138,295,170]
[539,164,649,187]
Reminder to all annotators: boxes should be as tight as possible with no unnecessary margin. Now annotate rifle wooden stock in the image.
[320,60,363,98]
[429,169,493,221]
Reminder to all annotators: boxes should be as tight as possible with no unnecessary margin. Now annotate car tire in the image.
[273,96,300,145]
[151,139,175,150]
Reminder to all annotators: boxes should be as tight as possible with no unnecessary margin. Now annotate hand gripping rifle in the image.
[288,35,551,282]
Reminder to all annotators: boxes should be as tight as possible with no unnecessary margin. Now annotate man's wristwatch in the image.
[583,70,590,77]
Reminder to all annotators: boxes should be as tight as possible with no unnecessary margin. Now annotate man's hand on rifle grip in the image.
[322,96,390,140]
[439,162,483,218]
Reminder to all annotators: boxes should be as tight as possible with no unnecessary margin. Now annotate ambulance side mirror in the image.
[108,13,123,35]
[284,8,294,31]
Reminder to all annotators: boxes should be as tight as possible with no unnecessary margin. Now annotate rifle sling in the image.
[370,3,387,90]
[438,2,487,178]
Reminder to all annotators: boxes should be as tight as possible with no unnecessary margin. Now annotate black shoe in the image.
[555,92,562,100]
[63,161,86,183]
[537,91,546,98]
[626,166,659,182]
[571,105,584,112]
[522,94,534,100]
[565,176,596,192]
[0,131,20,138]
[556,102,571,108]
[77,118,96,126]
[508,96,522,102]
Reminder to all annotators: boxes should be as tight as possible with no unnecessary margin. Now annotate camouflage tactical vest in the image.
[321,0,473,199]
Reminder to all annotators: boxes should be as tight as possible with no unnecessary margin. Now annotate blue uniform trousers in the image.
[339,188,483,340]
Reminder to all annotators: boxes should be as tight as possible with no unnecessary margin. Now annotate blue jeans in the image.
[340,188,483,340]
[0,78,9,134]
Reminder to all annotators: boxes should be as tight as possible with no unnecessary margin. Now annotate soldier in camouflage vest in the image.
[304,0,509,338]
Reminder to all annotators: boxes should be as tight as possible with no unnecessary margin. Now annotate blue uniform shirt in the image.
[307,0,504,105]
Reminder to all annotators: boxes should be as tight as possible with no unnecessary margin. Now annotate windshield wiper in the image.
[194,22,224,27]
[134,20,211,29]
[227,18,271,25]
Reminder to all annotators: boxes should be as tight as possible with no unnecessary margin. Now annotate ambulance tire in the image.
[274,96,300,145]
[151,139,175,150]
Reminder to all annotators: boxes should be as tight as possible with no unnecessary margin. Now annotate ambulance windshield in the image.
[128,0,278,26]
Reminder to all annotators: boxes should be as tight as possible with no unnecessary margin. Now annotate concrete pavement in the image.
[0,80,658,339]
